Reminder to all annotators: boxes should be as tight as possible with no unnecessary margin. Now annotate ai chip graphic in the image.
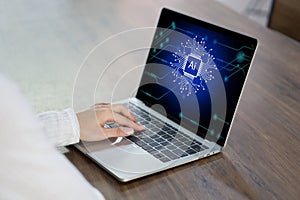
[183,55,201,78]
[171,36,217,96]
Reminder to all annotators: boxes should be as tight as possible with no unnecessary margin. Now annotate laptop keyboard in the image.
[122,102,209,163]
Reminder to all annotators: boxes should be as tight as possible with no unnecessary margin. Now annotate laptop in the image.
[75,8,258,182]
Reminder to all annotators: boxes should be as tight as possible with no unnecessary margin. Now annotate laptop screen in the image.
[136,8,257,146]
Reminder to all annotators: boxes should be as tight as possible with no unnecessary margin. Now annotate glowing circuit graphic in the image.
[170,36,217,96]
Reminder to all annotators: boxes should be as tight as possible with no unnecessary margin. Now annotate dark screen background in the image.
[136,8,257,146]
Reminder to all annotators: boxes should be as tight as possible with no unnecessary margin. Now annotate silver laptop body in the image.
[75,8,258,182]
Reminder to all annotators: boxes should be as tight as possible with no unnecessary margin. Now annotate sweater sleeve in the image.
[0,74,105,200]
[38,108,80,146]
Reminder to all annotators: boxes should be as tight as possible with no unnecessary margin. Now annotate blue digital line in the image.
[153,22,195,47]
[217,58,246,76]
[175,27,196,36]
[217,58,239,71]
[181,114,211,132]
[217,57,250,71]
[215,41,254,51]
[181,113,229,140]
[144,70,192,100]
[151,21,196,62]
[140,89,171,101]
[149,44,178,61]
[144,71,172,80]
[153,24,175,46]
[217,134,224,140]
[149,55,169,64]
[226,63,249,79]
[213,114,230,125]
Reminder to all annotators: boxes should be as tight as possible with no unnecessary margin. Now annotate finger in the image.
[94,102,110,106]
[111,104,137,122]
[111,112,144,131]
[93,103,137,123]
[104,127,134,138]
[92,103,110,109]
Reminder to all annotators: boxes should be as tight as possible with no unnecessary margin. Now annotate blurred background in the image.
[216,0,273,26]
[0,0,298,112]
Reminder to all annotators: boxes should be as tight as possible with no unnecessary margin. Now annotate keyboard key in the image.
[160,156,171,162]
[162,126,171,131]
[165,144,177,150]
[161,149,179,160]
[144,124,155,129]
[150,134,160,139]
[167,130,177,137]
[174,134,185,140]
[141,145,153,151]
[149,141,160,147]
[154,145,165,150]
[135,115,143,120]
[144,116,151,121]
[184,134,193,140]
[191,139,202,146]
[135,140,146,147]
[160,141,169,146]
[177,144,189,151]
[161,134,173,140]
[139,120,149,125]
[186,148,197,155]
[172,140,184,146]
[152,153,165,159]
[191,144,203,152]
[151,120,160,125]
[173,148,186,156]
[143,137,154,143]
[127,135,139,143]
[148,148,158,154]
[170,126,178,131]
[156,131,166,136]
[180,137,193,144]
[134,131,144,137]
[154,137,165,143]
[140,113,149,117]
[151,127,160,132]
[180,153,189,158]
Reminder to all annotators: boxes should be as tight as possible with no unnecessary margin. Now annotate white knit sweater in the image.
[38,108,80,147]
[0,74,104,200]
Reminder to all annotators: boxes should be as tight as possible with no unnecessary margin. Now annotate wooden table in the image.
[1,0,299,199]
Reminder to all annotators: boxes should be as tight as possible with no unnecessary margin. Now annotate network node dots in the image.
[179,112,183,118]
[213,114,218,120]
[224,76,228,82]
[236,51,246,63]
[170,37,217,96]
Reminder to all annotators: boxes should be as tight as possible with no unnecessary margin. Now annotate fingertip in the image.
[120,127,134,135]
[130,117,137,123]
[137,124,145,131]
[140,125,145,130]
[129,113,137,122]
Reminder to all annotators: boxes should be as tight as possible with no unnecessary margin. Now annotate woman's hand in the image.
[76,103,144,142]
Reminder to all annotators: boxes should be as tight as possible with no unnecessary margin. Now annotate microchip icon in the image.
[170,37,217,96]
[183,55,201,79]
